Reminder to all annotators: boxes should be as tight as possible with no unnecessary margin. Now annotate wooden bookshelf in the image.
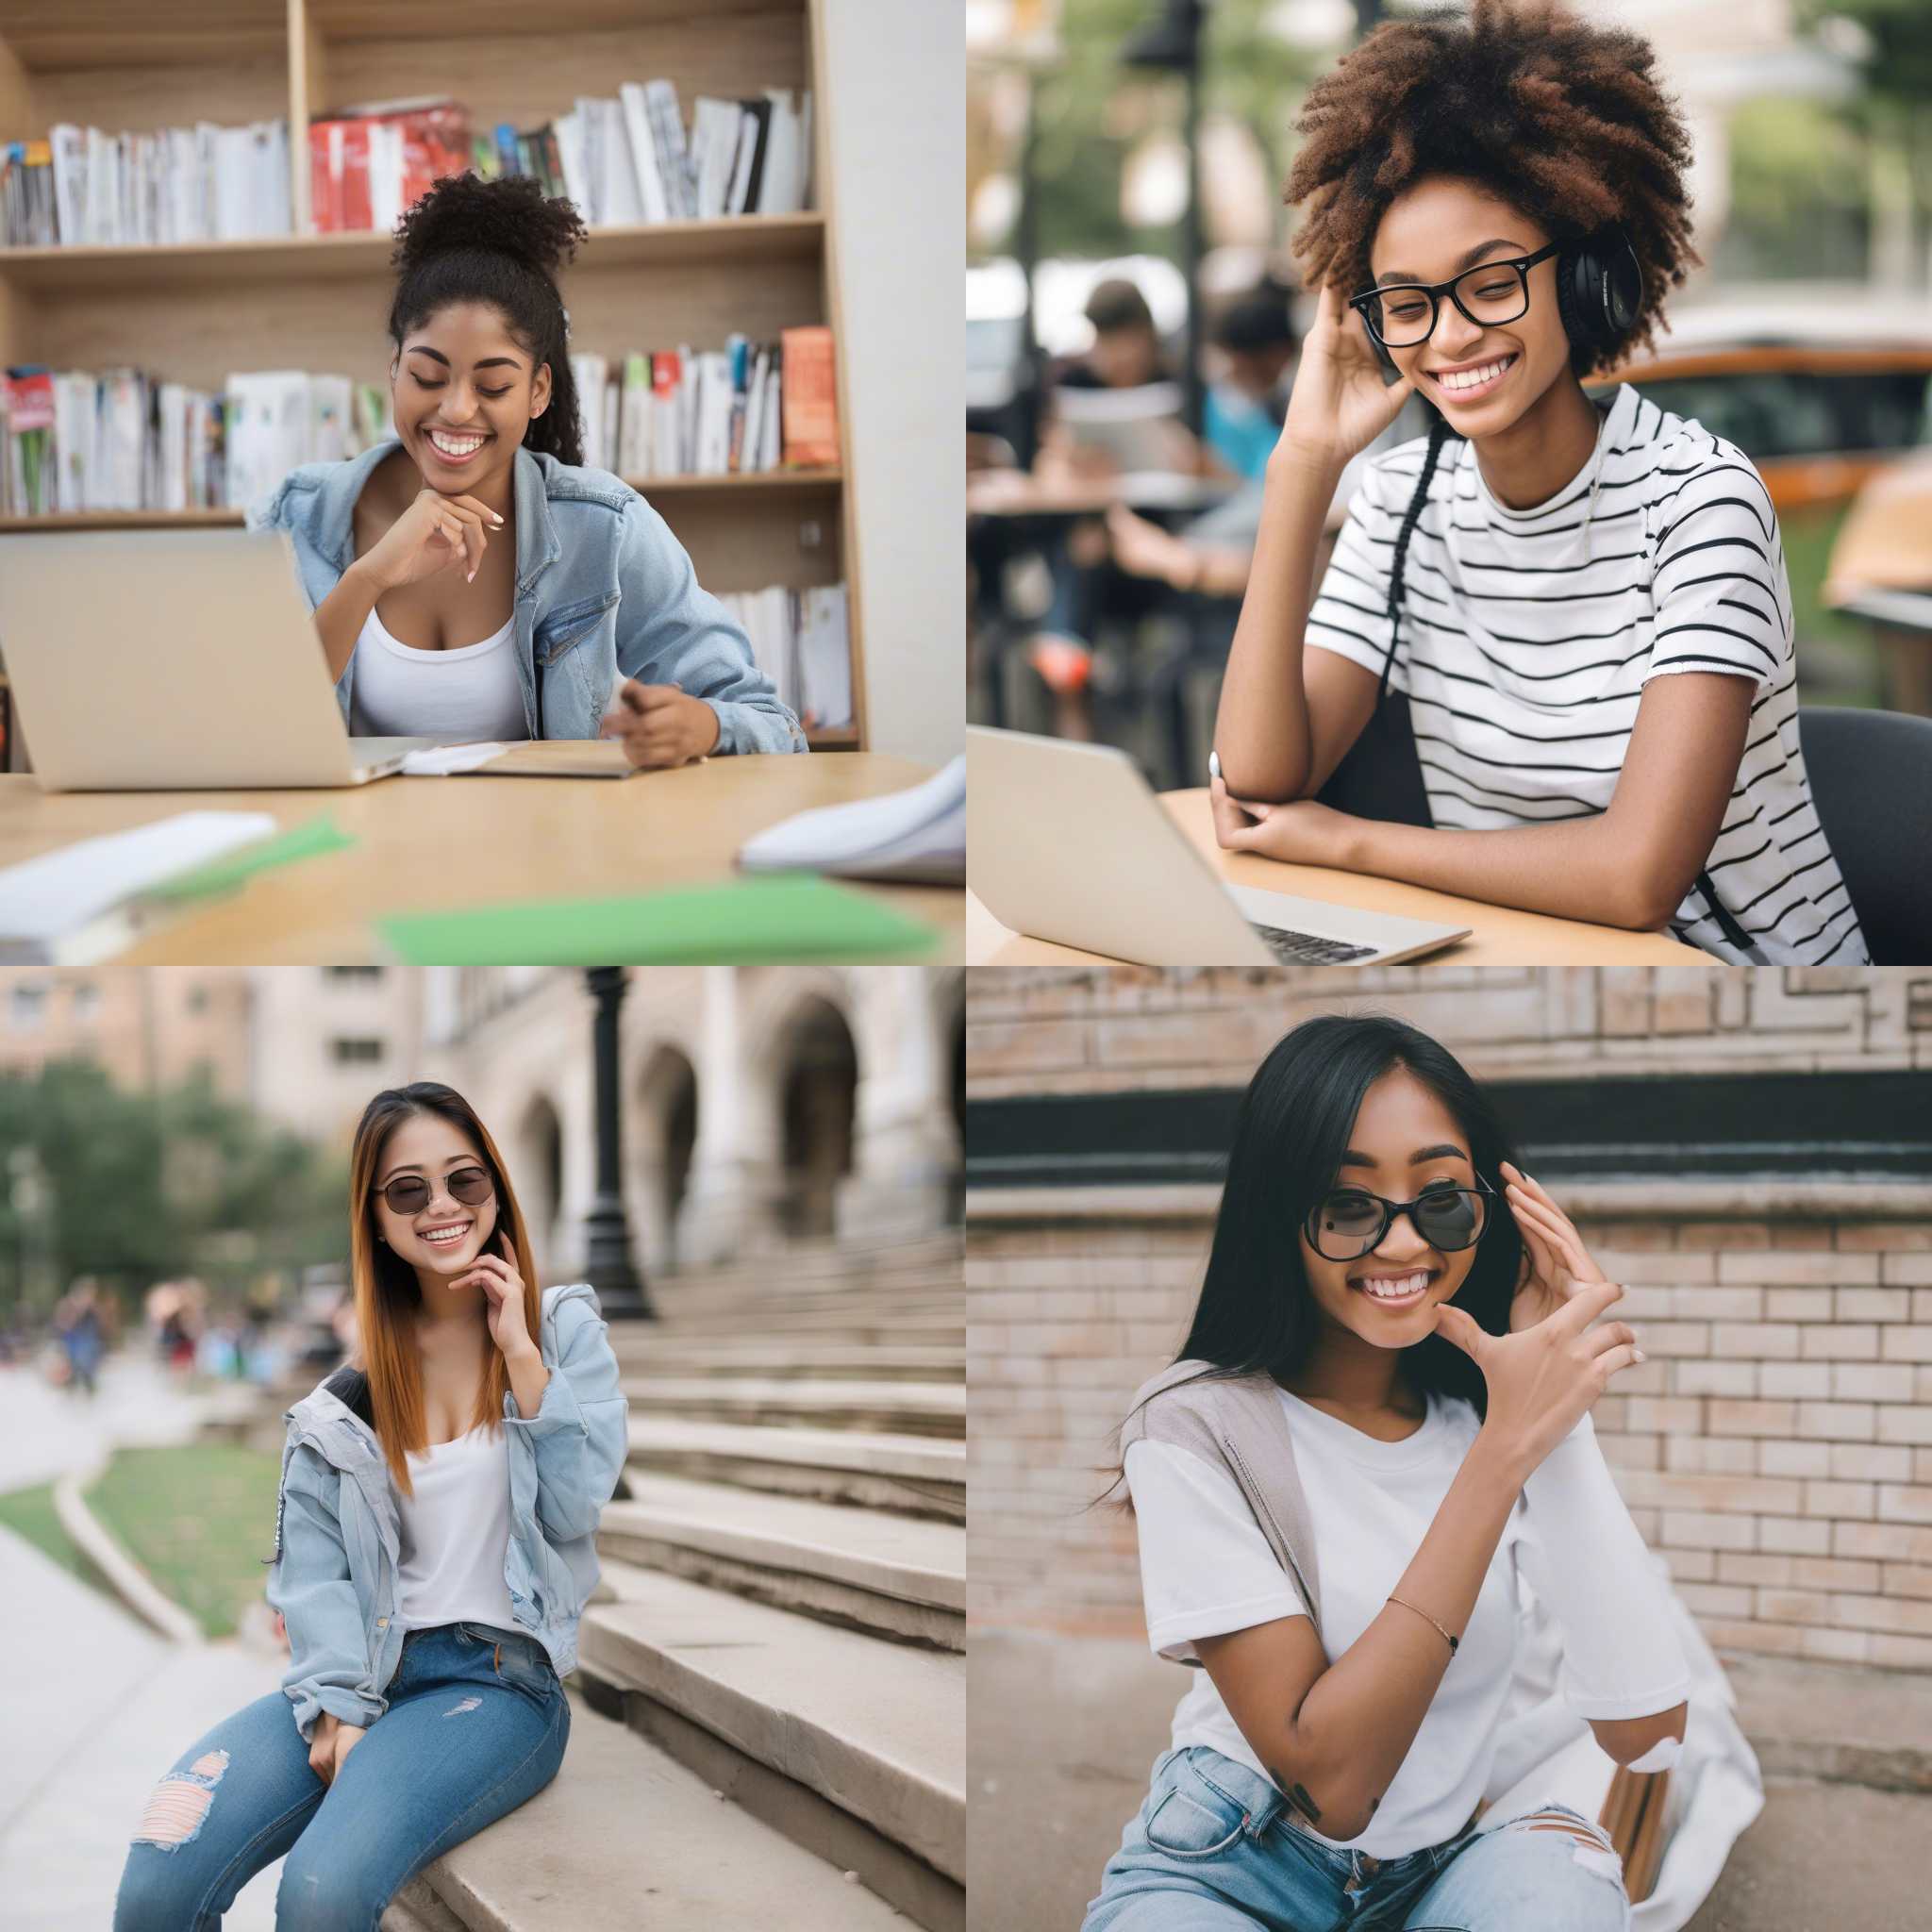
[0,0,865,752]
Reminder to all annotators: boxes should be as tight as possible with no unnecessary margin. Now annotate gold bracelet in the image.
[1388,1591,1458,1655]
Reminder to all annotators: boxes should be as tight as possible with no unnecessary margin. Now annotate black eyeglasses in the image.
[1305,1181,1498,1261]
[372,1165,494,1217]
[1349,242,1562,350]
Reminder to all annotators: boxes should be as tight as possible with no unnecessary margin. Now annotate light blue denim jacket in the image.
[263,1281,629,1744]
[243,439,808,756]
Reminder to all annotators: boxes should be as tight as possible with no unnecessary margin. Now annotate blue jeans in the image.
[1082,1745,1631,1932]
[114,1620,569,1932]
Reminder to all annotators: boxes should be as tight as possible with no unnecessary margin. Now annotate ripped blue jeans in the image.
[113,1621,568,1932]
[1082,1744,1631,1932]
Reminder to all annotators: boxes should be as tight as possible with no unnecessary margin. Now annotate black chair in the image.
[1798,705,1932,964]
[1314,691,1434,830]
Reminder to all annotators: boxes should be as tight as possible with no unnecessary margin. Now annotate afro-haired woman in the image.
[1209,1,1867,964]
[247,174,806,764]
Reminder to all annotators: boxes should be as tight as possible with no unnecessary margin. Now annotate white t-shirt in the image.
[1304,381,1868,967]
[1124,1387,1690,1860]
[392,1420,518,1637]
[350,602,528,743]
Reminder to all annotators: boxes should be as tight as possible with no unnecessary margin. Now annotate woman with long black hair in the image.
[1081,1013,1692,1929]
[1209,0,1866,965]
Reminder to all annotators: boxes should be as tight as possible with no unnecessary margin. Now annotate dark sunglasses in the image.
[372,1165,494,1218]
[1305,1180,1498,1262]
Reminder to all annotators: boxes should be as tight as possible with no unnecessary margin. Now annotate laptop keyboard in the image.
[1249,922,1379,964]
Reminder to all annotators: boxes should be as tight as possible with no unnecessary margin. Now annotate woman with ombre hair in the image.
[114,1081,629,1932]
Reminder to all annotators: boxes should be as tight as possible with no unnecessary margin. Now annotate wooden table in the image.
[967,787,1707,966]
[2,754,961,965]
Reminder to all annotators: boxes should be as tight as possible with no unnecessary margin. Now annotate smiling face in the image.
[1296,1067,1486,1350]
[372,1110,501,1283]
[390,301,551,492]
[1367,176,1568,426]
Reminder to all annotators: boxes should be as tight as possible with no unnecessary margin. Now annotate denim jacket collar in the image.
[307,437,564,603]
[285,1280,597,1467]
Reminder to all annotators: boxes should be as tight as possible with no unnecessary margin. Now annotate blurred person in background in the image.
[54,1280,105,1400]
[1204,281,1299,481]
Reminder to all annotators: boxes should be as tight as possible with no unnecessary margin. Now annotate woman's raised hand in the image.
[1431,1274,1643,1479]
[358,488,504,592]
[1277,279,1418,474]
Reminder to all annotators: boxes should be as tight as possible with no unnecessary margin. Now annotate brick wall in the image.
[966,967,1932,1673]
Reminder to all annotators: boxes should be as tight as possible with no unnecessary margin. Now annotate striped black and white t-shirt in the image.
[1305,380,1869,964]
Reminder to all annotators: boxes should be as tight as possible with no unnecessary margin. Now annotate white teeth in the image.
[427,432,486,455]
[423,1225,469,1244]
[1435,355,1514,392]
[1355,1271,1431,1299]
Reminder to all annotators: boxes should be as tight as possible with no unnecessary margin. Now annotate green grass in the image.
[80,1442,285,1641]
[0,1480,123,1602]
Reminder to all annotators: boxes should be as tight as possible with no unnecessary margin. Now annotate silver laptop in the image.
[967,725,1470,966]
[0,526,435,790]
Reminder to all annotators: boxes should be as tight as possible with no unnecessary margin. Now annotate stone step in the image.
[654,1322,966,1352]
[608,1339,964,1381]
[627,1415,965,1522]
[621,1375,964,1440]
[660,1231,962,1287]
[647,1291,961,1326]
[600,1473,964,1651]
[380,1687,910,1932]
[575,1557,964,1929]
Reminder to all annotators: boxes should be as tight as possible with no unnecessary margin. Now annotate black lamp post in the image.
[1124,0,1207,440]
[580,967,651,1320]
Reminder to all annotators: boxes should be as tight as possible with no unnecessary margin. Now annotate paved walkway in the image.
[0,1355,290,1931]
[969,1626,1931,1932]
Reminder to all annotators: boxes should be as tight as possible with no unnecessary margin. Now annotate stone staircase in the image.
[385,1228,965,1932]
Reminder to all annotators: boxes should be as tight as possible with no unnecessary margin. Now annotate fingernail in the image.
[491,513,503,524]
[467,570,475,581]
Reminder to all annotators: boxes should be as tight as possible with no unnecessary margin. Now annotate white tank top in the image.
[349,600,528,743]
[392,1421,518,1637]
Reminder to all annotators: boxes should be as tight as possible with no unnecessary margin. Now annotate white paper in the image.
[400,742,513,775]
[0,811,278,958]
[738,755,964,883]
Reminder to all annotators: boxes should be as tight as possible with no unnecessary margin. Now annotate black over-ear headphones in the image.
[1357,224,1643,383]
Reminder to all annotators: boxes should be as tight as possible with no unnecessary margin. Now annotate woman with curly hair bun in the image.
[1210,0,1867,965]
[248,172,806,764]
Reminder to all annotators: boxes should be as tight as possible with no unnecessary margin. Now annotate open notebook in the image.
[399,741,639,778]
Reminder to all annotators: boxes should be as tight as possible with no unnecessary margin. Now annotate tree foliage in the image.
[0,1060,348,1306]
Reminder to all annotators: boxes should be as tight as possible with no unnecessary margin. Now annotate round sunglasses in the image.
[1305,1180,1497,1262]
[371,1164,494,1218]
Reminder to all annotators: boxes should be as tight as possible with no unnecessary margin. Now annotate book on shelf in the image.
[571,325,832,481]
[779,325,839,468]
[1,120,290,248]
[1,363,393,518]
[299,80,811,238]
[719,580,852,732]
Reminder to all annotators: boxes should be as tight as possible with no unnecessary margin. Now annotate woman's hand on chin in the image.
[599,680,722,768]
[1208,774,1360,869]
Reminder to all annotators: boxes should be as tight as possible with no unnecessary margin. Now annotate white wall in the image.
[821,0,964,771]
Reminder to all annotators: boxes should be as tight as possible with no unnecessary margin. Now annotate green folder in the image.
[143,815,357,901]
[375,874,940,965]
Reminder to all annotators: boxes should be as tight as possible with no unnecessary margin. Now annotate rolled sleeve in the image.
[503,1302,630,1541]
[1514,1410,1692,1720]
[264,1447,381,1743]
[616,492,808,755]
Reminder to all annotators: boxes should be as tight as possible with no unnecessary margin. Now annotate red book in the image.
[339,122,373,232]
[779,325,839,468]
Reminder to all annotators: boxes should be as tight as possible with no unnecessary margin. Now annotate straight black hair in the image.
[1094,1011,1524,1507]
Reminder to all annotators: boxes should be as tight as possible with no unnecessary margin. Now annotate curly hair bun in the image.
[391,171,589,281]
[1284,0,1700,379]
